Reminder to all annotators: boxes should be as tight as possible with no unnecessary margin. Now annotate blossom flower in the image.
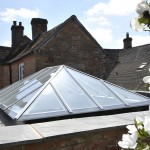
[131,0,150,31]
[130,17,144,31]
[143,75,150,83]
[118,115,150,150]
[126,125,137,134]
[118,132,138,149]
[143,116,150,135]
[136,1,150,15]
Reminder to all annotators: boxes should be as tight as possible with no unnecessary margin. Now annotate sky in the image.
[0,0,150,49]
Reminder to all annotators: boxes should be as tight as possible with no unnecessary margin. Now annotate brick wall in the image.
[0,66,4,89]
[35,18,105,78]
[0,127,126,150]
[0,54,36,88]
[10,54,36,84]
[0,65,10,89]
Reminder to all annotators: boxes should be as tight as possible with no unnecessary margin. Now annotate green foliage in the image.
[138,17,149,24]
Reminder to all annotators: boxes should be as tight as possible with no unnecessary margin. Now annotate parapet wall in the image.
[0,110,149,150]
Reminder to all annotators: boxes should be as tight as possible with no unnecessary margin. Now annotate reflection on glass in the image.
[0,66,59,103]
[17,82,42,100]
[5,89,39,118]
[19,79,38,92]
[66,68,124,107]
[24,84,67,115]
[3,82,42,109]
[51,68,98,110]
[103,81,148,104]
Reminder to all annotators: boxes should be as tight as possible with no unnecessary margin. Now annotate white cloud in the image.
[86,16,111,26]
[132,35,150,47]
[0,8,39,22]
[86,0,141,16]
[87,27,113,46]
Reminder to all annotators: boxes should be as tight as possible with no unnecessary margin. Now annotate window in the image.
[19,63,24,80]
[137,62,148,71]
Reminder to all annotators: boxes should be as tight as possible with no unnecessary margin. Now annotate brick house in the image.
[1,15,150,150]
[0,15,111,89]
[0,15,150,91]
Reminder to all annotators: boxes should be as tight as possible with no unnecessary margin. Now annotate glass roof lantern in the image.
[0,65,150,121]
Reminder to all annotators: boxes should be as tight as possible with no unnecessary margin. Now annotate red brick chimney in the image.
[31,18,48,40]
[123,32,132,49]
[11,21,24,49]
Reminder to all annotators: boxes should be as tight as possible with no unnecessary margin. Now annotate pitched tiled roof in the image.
[6,15,103,63]
[5,36,31,62]
[107,44,150,90]
[103,49,120,79]
[0,46,11,63]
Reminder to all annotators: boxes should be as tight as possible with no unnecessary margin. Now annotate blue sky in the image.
[0,0,150,49]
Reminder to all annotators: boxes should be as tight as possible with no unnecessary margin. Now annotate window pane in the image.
[66,68,125,108]
[0,68,47,98]
[2,81,43,109]
[24,84,68,115]
[103,81,149,104]
[0,66,59,102]
[5,89,39,119]
[51,68,98,111]
[19,79,38,92]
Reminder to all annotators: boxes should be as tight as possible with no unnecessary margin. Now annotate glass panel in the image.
[0,68,47,98]
[0,66,59,105]
[0,66,59,103]
[17,82,42,100]
[23,84,68,115]
[103,81,149,104]
[5,89,39,119]
[66,68,125,108]
[19,79,38,92]
[51,68,98,111]
[2,81,43,109]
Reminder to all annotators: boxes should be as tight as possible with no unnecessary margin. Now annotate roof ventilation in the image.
[137,62,148,71]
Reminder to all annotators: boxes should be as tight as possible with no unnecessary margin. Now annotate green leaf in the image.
[138,17,149,24]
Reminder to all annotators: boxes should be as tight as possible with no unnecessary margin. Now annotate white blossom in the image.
[143,76,150,83]
[126,125,137,134]
[130,17,144,31]
[136,1,150,15]
[143,116,150,135]
[118,116,150,149]
[118,132,138,149]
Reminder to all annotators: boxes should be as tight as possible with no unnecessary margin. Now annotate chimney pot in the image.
[11,21,24,49]
[19,22,22,26]
[123,32,132,49]
[13,21,17,26]
[126,32,129,38]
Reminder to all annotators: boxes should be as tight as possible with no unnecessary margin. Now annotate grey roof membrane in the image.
[0,65,150,121]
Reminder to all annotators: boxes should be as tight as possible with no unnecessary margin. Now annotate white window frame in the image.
[19,63,24,80]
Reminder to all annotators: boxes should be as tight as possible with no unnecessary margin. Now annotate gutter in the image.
[8,64,12,84]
